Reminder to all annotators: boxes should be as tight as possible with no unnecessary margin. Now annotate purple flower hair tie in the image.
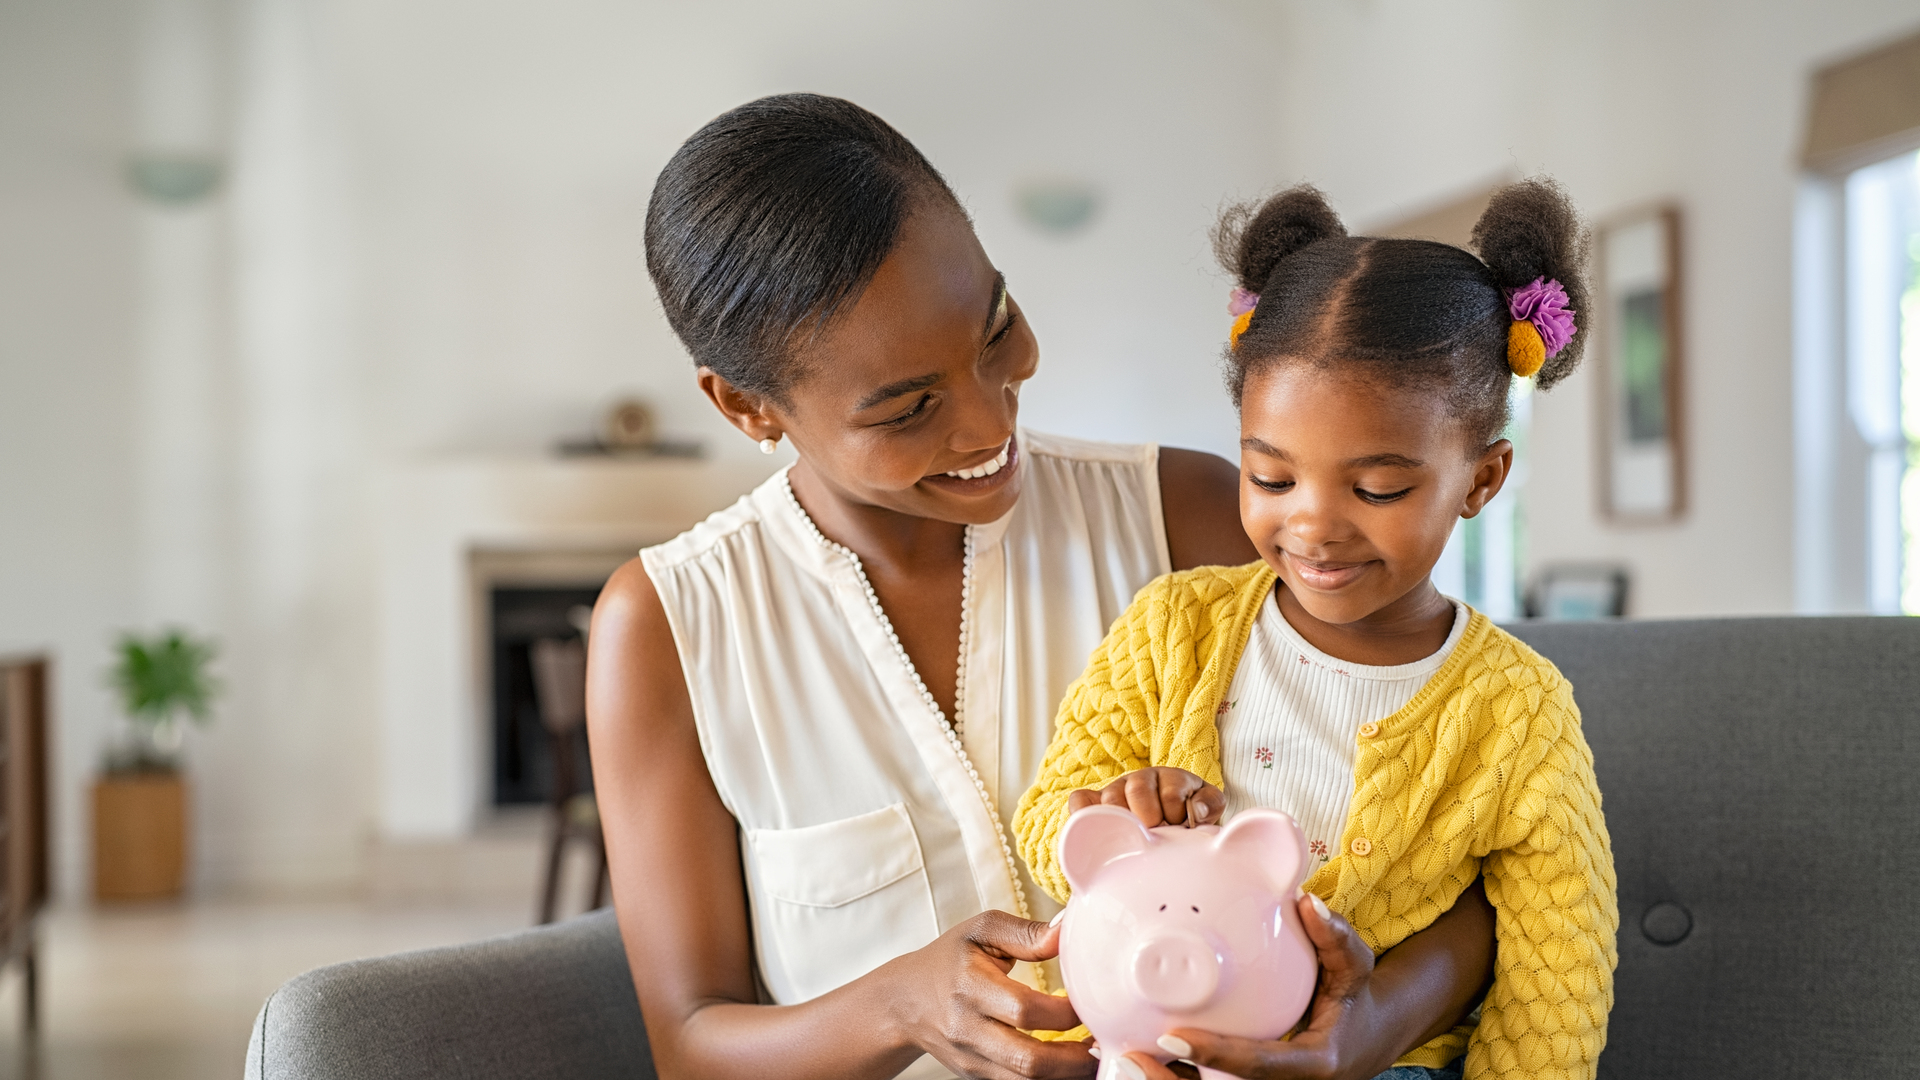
[1505,277,1576,357]
[1227,288,1260,317]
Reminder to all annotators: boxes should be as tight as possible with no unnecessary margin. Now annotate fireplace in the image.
[489,585,600,806]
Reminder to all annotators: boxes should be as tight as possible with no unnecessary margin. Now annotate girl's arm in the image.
[587,560,1095,1080]
[1476,692,1617,1080]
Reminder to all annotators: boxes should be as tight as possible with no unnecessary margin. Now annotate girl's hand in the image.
[1065,767,1225,829]
[1117,893,1406,1080]
[887,909,1097,1080]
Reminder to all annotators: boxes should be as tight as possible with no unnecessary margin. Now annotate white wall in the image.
[0,0,143,902]
[1264,0,1920,617]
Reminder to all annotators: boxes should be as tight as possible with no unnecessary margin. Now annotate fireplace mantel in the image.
[374,453,780,837]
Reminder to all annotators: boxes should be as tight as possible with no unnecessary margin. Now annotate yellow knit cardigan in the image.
[1012,563,1617,1079]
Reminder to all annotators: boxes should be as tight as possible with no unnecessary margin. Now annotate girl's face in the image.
[1238,365,1511,628]
[702,201,1040,526]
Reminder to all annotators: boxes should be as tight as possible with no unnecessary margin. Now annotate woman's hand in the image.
[1066,767,1225,829]
[885,909,1097,1080]
[1117,889,1475,1080]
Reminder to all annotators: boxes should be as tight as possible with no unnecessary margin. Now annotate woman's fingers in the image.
[1296,891,1376,1004]
[1153,1028,1331,1080]
[950,1028,1098,1080]
[967,908,1063,964]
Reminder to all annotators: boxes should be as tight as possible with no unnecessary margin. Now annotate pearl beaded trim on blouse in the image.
[780,474,1032,922]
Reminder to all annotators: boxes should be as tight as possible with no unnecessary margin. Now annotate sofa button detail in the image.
[1641,901,1693,946]
[1349,837,1372,857]
[1357,722,1380,739]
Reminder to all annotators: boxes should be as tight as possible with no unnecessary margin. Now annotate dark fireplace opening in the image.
[490,585,600,806]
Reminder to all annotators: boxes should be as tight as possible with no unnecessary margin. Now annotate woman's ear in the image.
[697,367,784,443]
[1459,438,1514,520]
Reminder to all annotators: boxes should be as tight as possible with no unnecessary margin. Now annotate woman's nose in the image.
[949,369,1018,452]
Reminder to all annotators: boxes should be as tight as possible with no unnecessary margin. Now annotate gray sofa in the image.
[247,616,1920,1079]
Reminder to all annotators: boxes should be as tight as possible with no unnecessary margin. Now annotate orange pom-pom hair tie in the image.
[1506,321,1547,378]
[1227,287,1259,348]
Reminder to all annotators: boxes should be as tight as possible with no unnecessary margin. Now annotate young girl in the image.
[1013,181,1617,1080]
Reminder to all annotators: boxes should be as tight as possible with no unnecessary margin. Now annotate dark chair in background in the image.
[528,637,607,925]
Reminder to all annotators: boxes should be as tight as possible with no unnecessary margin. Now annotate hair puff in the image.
[1470,178,1592,389]
[1213,185,1348,294]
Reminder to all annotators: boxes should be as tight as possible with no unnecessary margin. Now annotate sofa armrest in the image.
[245,907,654,1080]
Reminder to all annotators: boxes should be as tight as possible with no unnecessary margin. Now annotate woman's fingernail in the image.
[1309,892,1331,922]
[1116,1057,1147,1080]
[1049,909,1066,928]
[1157,1034,1193,1058]
[1087,1045,1102,1060]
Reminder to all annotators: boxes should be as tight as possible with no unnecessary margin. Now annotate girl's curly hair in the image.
[1212,178,1591,446]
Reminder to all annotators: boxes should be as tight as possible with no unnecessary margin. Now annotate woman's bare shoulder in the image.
[1158,447,1257,571]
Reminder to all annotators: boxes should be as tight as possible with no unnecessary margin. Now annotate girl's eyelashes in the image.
[1250,476,1294,493]
[877,393,934,428]
[1356,486,1415,504]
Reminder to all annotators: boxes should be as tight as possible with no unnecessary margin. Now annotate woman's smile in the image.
[922,436,1019,497]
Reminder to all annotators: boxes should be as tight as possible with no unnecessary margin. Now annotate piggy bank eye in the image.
[1191,905,1200,913]
[1159,904,1167,911]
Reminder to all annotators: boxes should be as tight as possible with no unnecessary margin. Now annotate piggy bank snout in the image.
[1130,931,1221,1011]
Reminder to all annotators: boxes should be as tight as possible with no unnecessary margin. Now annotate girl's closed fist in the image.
[1065,767,1225,829]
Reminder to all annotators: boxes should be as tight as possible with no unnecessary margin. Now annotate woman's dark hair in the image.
[1212,179,1590,446]
[645,94,960,401]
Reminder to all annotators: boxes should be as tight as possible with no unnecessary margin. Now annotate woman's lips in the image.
[1284,550,1372,590]
[923,437,1019,496]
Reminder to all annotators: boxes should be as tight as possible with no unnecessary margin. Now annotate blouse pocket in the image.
[748,802,940,1003]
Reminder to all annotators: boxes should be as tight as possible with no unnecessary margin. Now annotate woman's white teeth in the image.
[944,442,1010,480]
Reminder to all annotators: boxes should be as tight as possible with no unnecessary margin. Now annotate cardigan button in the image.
[1349,837,1373,857]
[1358,721,1380,739]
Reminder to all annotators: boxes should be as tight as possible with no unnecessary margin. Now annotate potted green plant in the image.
[95,629,219,900]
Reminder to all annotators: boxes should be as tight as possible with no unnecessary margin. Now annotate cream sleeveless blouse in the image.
[642,431,1168,1071]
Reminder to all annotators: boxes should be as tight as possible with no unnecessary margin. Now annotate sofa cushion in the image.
[1509,616,1920,1078]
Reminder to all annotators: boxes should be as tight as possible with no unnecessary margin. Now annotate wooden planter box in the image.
[93,773,187,901]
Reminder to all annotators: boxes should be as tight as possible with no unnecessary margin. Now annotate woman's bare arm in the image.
[587,559,1095,1080]
[1160,448,1258,571]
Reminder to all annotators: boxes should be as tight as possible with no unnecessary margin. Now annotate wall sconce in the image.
[127,152,224,206]
[1015,179,1101,237]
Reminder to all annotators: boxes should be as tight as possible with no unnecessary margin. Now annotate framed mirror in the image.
[1597,206,1685,522]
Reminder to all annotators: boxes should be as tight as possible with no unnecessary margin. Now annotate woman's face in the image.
[1237,364,1509,627]
[724,202,1040,526]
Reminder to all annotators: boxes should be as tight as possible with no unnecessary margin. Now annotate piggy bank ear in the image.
[1058,805,1153,892]
[1213,809,1307,893]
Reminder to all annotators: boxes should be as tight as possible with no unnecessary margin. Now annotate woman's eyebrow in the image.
[981,273,1007,339]
[854,372,941,412]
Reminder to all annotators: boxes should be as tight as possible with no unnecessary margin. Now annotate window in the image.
[1797,149,1919,615]
[1795,28,1920,616]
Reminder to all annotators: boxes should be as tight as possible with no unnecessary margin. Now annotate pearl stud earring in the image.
[759,437,779,455]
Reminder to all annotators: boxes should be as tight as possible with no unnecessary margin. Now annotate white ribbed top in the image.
[1218,592,1468,875]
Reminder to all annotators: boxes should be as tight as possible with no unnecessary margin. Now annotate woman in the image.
[587,94,1494,1080]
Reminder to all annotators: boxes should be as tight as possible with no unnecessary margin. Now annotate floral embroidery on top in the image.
[1309,839,1329,861]
[1216,698,1236,718]
[1254,746,1274,769]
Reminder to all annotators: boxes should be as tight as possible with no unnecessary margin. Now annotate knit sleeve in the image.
[1468,678,1619,1080]
[1011,582,1168,904]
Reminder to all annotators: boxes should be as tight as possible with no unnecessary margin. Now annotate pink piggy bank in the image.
[1056,806,1317,1080]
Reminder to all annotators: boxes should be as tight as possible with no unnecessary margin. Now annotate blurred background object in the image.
[2,0,1918,1074]
[1526,565,1633,621]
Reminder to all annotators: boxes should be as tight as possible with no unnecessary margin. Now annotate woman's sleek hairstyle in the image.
[1213,179,1591,446]
[644,94,960,401]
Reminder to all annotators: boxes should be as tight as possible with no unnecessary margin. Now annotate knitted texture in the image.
[1011,563,1617,1080]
